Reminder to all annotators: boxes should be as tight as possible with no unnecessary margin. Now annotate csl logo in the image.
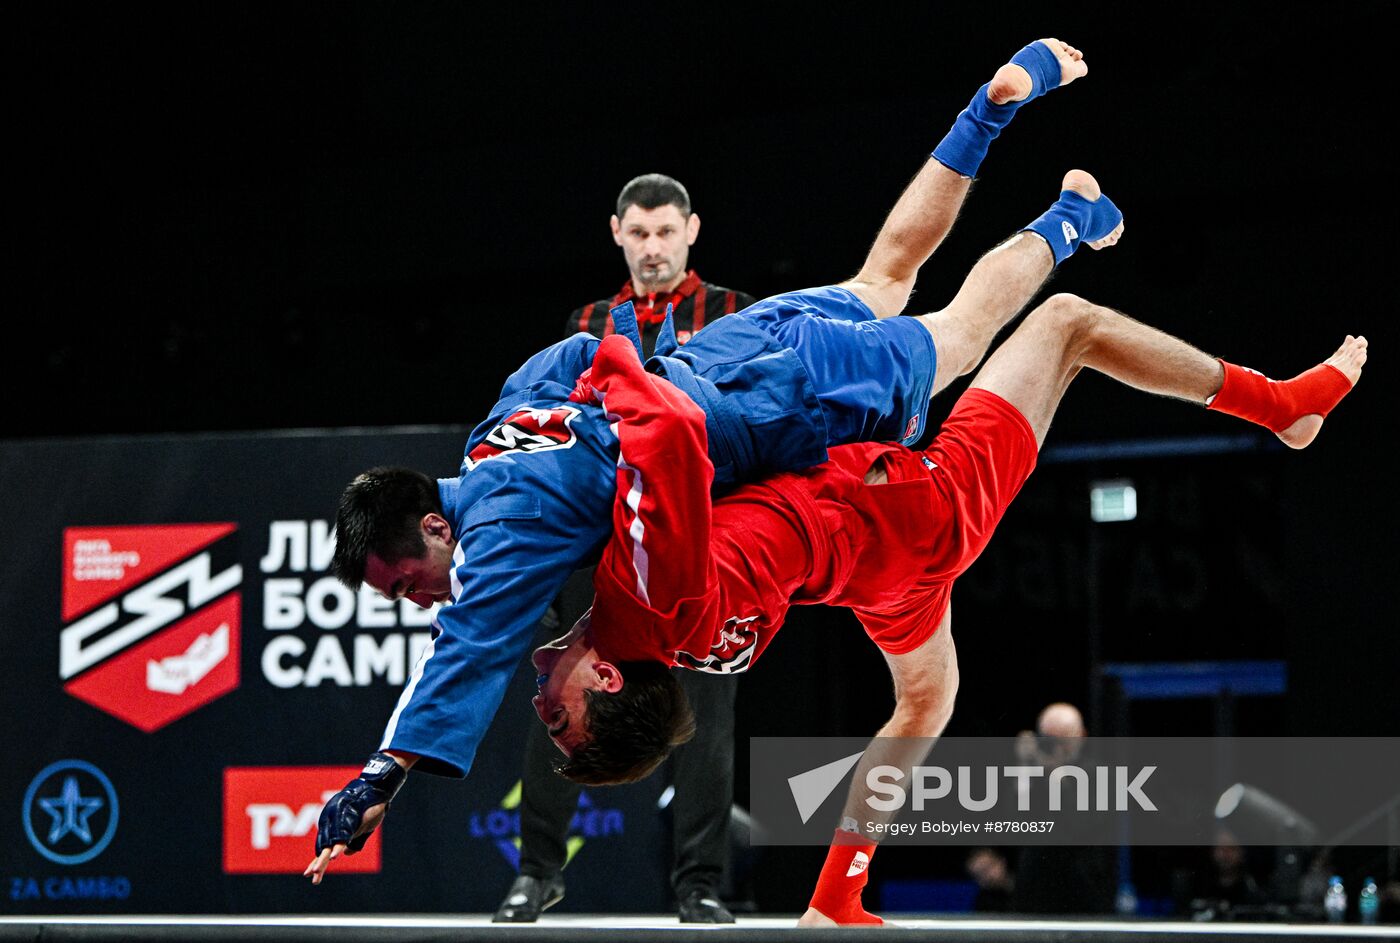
[223,767,381,874]
[59,524,242,732]
[465,406,581,470]
[23,761,120,866]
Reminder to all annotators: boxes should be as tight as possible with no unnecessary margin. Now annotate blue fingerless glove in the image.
[314,752,408,855]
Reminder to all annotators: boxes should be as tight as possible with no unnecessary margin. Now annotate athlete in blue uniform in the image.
[306,37,1124,883]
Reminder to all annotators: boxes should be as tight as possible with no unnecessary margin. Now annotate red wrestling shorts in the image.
[853,388,1038,655]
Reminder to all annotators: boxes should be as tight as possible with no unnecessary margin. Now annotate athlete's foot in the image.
[989,39,1087,105]
[1059,169,1125,249]
[797,907,892,929]
[1277,335,1367,449]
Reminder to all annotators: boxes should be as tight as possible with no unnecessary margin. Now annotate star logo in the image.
[23,760,121,865]
[38,775,105,845]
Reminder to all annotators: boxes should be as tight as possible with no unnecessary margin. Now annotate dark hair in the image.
[616,173,691,220]
[332,467,442,590]
[557,662,696,785]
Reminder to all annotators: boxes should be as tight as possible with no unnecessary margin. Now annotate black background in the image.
[5,2,1398,916]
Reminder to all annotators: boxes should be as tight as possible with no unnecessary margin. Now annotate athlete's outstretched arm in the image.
[841,39,1088,319]
[304,750,417,884]
[800,611,959,927]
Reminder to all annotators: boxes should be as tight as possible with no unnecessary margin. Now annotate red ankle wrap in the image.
[1207,360,1353,433]
[807,830,883,925]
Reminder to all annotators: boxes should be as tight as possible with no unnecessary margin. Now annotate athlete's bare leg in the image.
[797,612,959,927]
[798,302,1365,927]
[799,300,1365,927]
[969,293,1367,448]
[914,170,1123,395]
[841,39,1088,319]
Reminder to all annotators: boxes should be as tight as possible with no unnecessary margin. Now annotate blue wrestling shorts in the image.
[649,285,938,488]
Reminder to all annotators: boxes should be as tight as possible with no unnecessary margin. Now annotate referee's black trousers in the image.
[516,568,737,898]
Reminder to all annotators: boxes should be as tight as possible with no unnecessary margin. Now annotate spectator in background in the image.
[1205,829,1264,909]
[966,848,1015,913]
[1011,702,1117,915]
[1382,879,1400,923]
[1173,827,1265,916]
[494,174,755,925]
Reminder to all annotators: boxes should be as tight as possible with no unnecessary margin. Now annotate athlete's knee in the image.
[1027,293,1107,361]
[846,272,916,319]
[892,667,959,738]
[1034,292,1095,327]
[919,310,985,380]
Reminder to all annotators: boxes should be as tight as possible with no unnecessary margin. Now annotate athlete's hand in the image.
[568,367,600,405]
[303,752,408,886]
[304,800,387,884]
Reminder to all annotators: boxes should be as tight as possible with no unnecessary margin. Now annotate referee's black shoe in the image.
[678,888,736,923]
[492,874,565,923]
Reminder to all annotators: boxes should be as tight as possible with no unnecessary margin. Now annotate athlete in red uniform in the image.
[531,289,1366,925]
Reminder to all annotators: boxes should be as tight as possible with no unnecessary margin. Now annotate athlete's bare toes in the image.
[797,907,839,928]
[1088,222,1125,250]
[987,38,1088,105]
[1325,334,1368,386]
[1276,336,1366,449]
[1043,38,1088,85]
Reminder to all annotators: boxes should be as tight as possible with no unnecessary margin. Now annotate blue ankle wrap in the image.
[1022,189,1123,266]
[932,41,1063,178]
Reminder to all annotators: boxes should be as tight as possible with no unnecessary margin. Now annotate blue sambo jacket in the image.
[378,291,933,776]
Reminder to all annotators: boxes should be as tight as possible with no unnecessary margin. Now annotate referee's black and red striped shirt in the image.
[564,269,755,358]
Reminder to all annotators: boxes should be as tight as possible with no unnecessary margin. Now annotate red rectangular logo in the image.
[223,767,381,874]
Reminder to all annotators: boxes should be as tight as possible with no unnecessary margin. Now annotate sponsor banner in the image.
[751,737,1400,846]
[0,427,669,913]
[223,767,379,874]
